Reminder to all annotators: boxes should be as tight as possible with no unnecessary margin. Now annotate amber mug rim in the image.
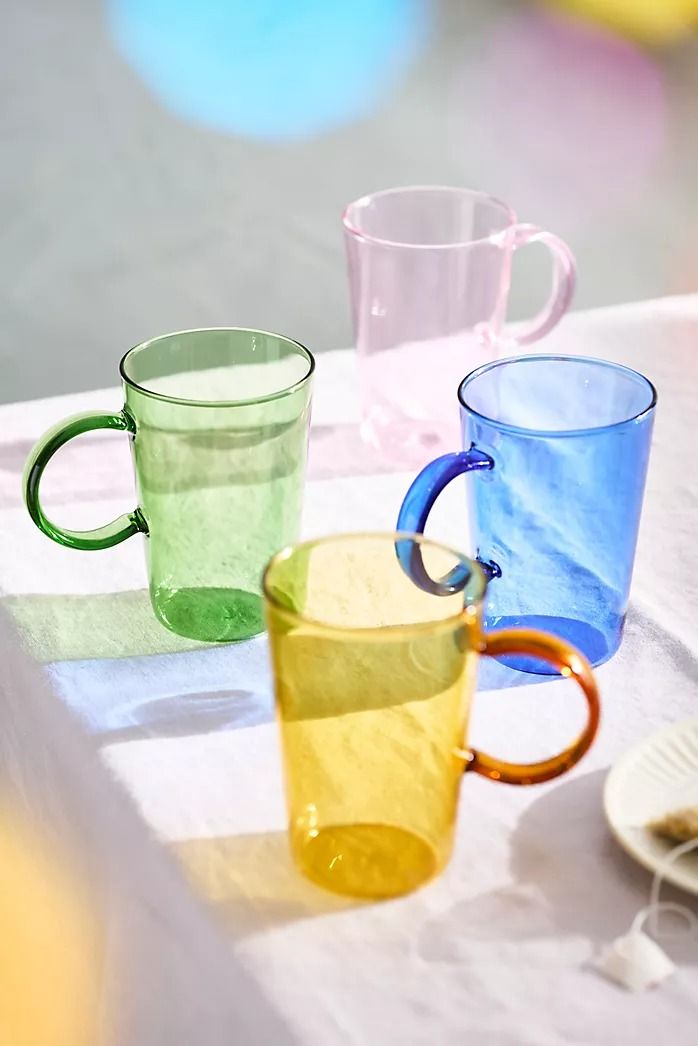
[263,531,600,786]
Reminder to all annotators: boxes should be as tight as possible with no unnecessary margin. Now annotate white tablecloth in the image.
[2,296,698,1044]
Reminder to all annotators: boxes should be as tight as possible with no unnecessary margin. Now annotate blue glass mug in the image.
[397,355,656,672]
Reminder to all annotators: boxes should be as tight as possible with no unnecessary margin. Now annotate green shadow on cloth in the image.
[2,590,216,662]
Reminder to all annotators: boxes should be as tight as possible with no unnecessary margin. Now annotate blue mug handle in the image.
[396,447,495,594]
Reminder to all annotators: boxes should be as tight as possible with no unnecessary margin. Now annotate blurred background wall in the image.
[2,0,698,402]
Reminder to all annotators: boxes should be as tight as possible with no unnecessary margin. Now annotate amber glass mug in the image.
[263,533,600,900]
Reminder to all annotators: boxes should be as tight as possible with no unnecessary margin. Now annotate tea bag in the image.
[596,838,698,992]
[648,806,698,844]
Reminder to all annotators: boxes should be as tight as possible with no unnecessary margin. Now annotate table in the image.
[3,296,698,1044]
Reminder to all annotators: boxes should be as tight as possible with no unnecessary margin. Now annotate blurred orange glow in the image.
[0,804,101,1046]
[542,0,698,43]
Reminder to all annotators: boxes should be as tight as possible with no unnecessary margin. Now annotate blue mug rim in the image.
[458,354,657,439]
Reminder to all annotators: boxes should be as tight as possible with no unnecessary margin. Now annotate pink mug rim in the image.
[342,185,518,251]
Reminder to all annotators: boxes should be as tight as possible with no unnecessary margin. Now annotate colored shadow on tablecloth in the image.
[172,832,356,936]
[46,643,274,740]
[4,587,547,741]
[3,590,207,660]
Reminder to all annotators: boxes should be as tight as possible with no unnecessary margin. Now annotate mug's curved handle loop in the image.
[465,628,600,785]
[396,448,494,594]
[23,410,147,550]
[504,223,576,346]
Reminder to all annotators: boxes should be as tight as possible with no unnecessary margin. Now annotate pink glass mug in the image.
[343,186,576,467]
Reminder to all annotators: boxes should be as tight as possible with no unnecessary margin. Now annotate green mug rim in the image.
[119,327,315,408]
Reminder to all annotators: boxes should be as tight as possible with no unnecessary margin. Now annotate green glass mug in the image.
[23,328,315,642]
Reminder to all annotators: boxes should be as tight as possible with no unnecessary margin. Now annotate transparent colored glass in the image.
[24,329,314,642]
[263,533,599,899]
[397,356,656,671]
[343,185,576,467]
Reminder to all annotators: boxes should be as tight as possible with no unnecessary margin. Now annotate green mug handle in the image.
[23,410,148,550]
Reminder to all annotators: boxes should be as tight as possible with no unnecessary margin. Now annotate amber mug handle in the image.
[463,628,600,786]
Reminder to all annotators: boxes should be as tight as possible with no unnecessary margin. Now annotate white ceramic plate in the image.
[604,717,698,895]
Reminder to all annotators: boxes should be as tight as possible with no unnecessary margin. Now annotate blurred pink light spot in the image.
[470,11,668,219]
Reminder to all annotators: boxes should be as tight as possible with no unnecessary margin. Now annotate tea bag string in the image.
[631,838,698,940]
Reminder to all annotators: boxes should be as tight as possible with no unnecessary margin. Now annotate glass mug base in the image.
[485,614,621,673]
[153,585,265,643]
[292,822,442,900]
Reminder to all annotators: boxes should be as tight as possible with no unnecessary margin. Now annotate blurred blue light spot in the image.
[106,0,430,140]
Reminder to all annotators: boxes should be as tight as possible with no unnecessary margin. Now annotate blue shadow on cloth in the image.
[45,632,545,742]
[46,640,274,742]
[20,587,549,742]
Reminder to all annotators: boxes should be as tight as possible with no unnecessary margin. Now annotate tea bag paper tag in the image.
[596,839,698,992]
[596,930,675,992]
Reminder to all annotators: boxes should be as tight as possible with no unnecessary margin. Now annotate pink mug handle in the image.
[503,223,576,345]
